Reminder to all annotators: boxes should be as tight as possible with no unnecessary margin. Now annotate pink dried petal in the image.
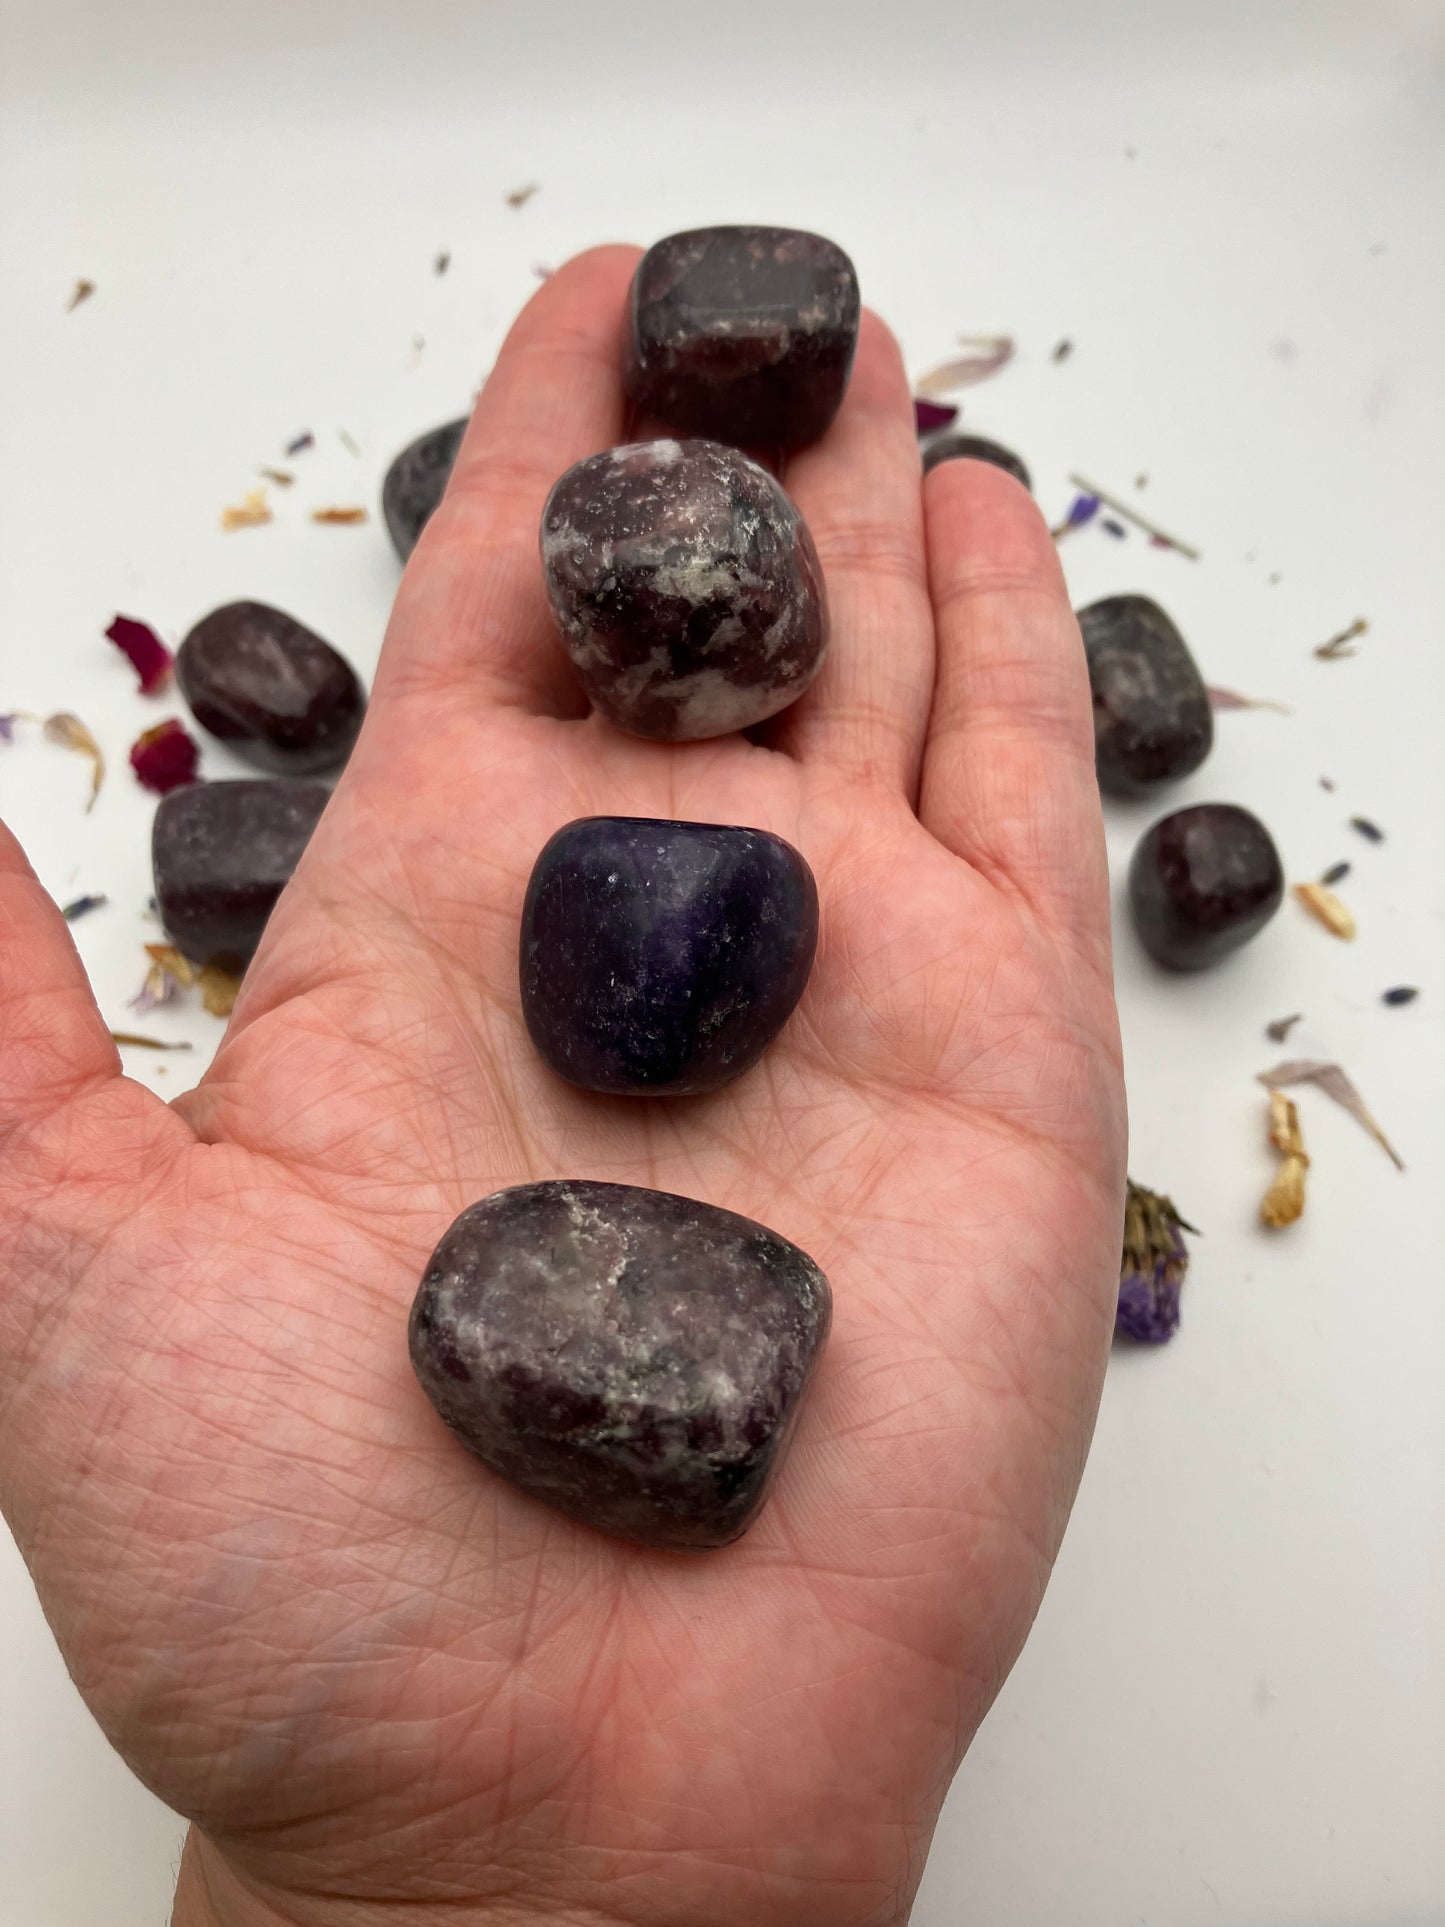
[106,614,173,694]
[130,718,200,795]
[915,337,1015,397]
[913,398,959,434]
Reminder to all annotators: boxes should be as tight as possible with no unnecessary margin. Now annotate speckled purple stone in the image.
[1078,594,1213,796]
[382,417,468,560]
[623,226,859,448]
[541,440,827,740]
[520,816,818,1096]
[922,434,1031,490]
[177,602,365,776]
[152,778,329,970]
[1129,804,1284,970]
[408,1180,831,1550]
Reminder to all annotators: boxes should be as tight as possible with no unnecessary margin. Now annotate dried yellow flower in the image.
[1293,880,1356,940]
[221,488,272,531]
[1261,1089,1310,1228]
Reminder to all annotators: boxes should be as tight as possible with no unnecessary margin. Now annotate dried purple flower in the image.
[286,431,315,456]
[1116,1180,1196,1345]
[1051,492,1100,540]
[61,894,108,921]
[105,614,173,694]
[913,398,959,435]
[1350,815,1384,843]
[1382,986,1419,1007]
[0,713,16,744]
[1320,860,1350,886]
[130,718,200,795]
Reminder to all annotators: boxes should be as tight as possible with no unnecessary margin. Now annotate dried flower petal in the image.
[1066,474,1201,559]
[67,278,95,311]
[221,488,272,531]
[1293,880,1356,940]
[105,614,173,694]
[198,965,242,1017]
[1116,1179,1195,1344]
[110,1031,193,1051]
[1314,617,1367,660]
[1350,815,1384,843]
[1261,1090,1309,1228]
[43,711,105,810]
[1205,686,1291,713]
[1382,986,1419,1007]
[61,894,108,921]
[286,431,315,456]
[0,714,17,744]
[1257,1059,1404,1171]
[130,941,196,1014]
[915,336,1015,396]
[913,398,959,434]
[1266,1012,1303,1043]
[130,718,200,795]
[1051,491,1100,539]
[505,183,540,208]
[312,506,368,525]
[1320,860,1350,886]
[258,466,295,487]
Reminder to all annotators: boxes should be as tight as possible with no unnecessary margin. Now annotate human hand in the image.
[0,247,1125,1927]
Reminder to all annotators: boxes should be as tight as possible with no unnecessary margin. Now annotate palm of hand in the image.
[0,250,1124,1927]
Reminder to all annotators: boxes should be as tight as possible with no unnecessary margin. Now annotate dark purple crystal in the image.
[541,440,827,740]
[176,602,365,776]
[1129,804,1284,971]
[409,1180,831,1550]
[520,816,817,1096]
[1077,594,1213,795]
[922,434,1031,489]
[152,778,329,970]
[623,226,859,448]
[381,417,468,560]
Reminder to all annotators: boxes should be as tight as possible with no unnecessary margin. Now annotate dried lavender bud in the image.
[1350,816,1384,843]
[1116,1180,1195,1345]
[1320,861,1351,886]
[1382,986,1419,1007]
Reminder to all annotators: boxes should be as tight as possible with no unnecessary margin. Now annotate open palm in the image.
[0,248,1125,1927]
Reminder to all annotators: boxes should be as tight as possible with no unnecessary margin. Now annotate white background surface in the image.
[2,2,1444,1922]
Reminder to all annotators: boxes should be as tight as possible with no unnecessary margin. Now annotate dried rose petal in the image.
[131,719,200,795]
[106,615,173,694]
[913,398,959,434]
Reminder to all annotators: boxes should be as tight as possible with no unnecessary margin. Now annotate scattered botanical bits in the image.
[1052,338,1073,362]
[312,506,369,525]
[531,262,555,280]
[338,429,362,456]
[1320,860,1351,886]
[1067,473,1201,559]
[66,278,96,311]
[1350,815,1384,844]
[130,718,200,795]
[1135,472,1149,489]
[1383,986,1420,1007]
[258,466,294,487]
[1315,616,1367,660]
[221,488,272,531]
[43,711,105,810]
[131,942,192,1013]
[199,964,242,1017]
[1206,686,1291,713]
[1050,491,1100,540]
[110,1031,193,1051]
[61,894,108,921]
[286,430,315,456]
[1258,1058,1405,1171]
[915,336,1015,396]
[435,249,451,275]
[1101,518,1127,538]
[913,397,959,434]
[1116,1179,1196,1344]
[1261,1090,1309,1228]
[105,614,173,694]
[0,713,18,744]
[505,183,540,208]
[1266,1012,1303,1044]
[1319,776,1336,792]
[1293,880,1356,941]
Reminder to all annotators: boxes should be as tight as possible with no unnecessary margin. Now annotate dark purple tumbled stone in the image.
[1129,804,1284,970]
[152,778,329,970]
[520,816,818,1096]
[623,226,860,449]
[922,433,1032,490]
[1077,594,1213,795]
[408,1180,831,1550]
[541,439,828,740]
[381,417,468,560]
[176,602,365,776]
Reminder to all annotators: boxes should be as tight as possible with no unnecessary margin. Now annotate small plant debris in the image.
[1294,880,1356,940]
[61,894,108,921]
[66,279,96,312]
[1382,986,1419,1007]
[1315,617,1367,660]
[1266,1013,1303,1043]
[1350,816,1384,843]
[1261,1090,1309,1228]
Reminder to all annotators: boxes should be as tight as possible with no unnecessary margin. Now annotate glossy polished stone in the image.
[521,816,818,1095]
[409,1180,831,1550]
[152,779,329,970]
[1077,593,1213,795]
[1129,804,1284,970]
[542,440,827,740]
[623,226,860,448]
[382,417,468,560]
[177,602,365,775]
[922,433,1031,489]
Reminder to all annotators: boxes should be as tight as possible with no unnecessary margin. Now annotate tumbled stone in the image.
[1077,594,1213,795]
[1129,804,1284,970]
[541,440,827,740]
[623,226,859,448]
[922,433,1031,489]
[152,778,329,970]
[409,1180,831,1550]
[521,816,817,1095]
[176,602,365,776]
[381,417,468,560]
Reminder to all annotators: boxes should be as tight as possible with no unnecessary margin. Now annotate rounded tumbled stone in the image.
[520,816,818,1096]
[1077,593,1213,795]
[623,226,860,448]
[176,602,366,776]
[381,417,468,560]
[152,778,329,970]
[541,439,828,740]
[1128,803,1284,970]
[408,1180,832,1550]
[922,433,1031,490]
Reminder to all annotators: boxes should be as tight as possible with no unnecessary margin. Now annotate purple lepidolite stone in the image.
[520,816,818,1096]
[541,439,827,740]
[623,226,859,448]
[408,1180,831,1550]
[152,778,329,970]
[1128,803,1284,970]
[177,602,365,776]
